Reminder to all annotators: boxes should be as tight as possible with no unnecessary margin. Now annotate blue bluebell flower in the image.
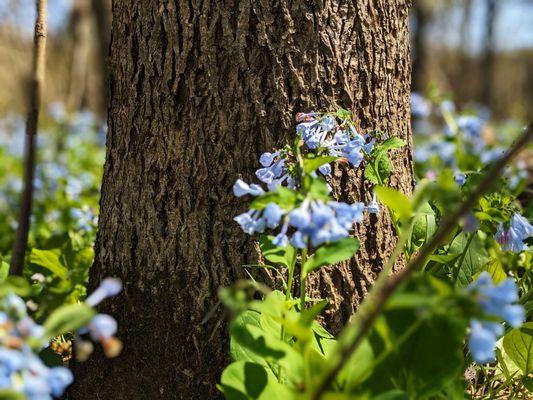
[367,194,379,214]
[3,294,27,320]
[467,272,525,363]
[86,278,123,307]
[234,211,266,235]
[89,314,118,341]
[263,203,284,229]
[496,213,532,253]
[319,163,332,176]
[468,320,499,364]
[455,172,466,186]
[48,367,74,397]
[233,179,265,197]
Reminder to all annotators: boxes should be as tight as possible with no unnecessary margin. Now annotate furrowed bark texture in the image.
[70,1,413,398]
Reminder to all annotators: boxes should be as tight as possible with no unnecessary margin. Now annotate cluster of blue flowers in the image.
[411,93,529,191]
[296,115,373,168]
[0,278,122,399]
[467,272,524,364]
[234,112,380,248]
[0,294,73,399]
[496,213,533,253]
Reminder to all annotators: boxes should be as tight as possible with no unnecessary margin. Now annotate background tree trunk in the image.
[69,1,413,399]
[411,1,430,92]
[481,0,497,107]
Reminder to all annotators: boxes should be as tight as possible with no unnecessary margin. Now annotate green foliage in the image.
[503,322,533,375]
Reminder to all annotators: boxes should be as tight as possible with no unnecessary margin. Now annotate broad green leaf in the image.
[374,186,413,220]
[336,108,351,119]
[503,322,533,374]
[230,311,265,365]
[411,203,436,248]
[363,305,467,397]
[478,259,507,284]
[230,322,303,385]
[0,277,31,297]
[44,303,95,338]
[29,248,68,279]
[425,254,461,269]
[364,164,380,184]
[218,361,295,400]
[449,233,489,287]
[302,238,360,278]
[375,152,392,183]
[303,155,337,174]
[337,337,375,389]
[0,390,25,400]
[259,236,292,268]
[379,137,406,151]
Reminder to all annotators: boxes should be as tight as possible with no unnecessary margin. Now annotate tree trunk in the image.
[481,0,497,107]
[411,1,430,92]
[69,1,413,399]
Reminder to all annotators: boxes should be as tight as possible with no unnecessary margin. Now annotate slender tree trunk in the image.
[70,1,413,399]
[90,0,111,115]
[10,0,48,275]
[481,0,497,107]
[411,1,430,92]
[67,0,92,111]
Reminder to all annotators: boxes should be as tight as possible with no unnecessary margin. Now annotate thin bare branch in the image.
[10,0,48,276]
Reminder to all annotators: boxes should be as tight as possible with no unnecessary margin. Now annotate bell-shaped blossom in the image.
[496,213,532,253]
[233,179,264,197]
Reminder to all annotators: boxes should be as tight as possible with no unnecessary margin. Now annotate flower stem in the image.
[300,247,308,311]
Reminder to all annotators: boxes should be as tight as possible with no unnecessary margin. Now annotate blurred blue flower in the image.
[410,93,431,118]
[467,272,525,363]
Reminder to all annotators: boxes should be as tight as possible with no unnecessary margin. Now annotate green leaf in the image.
[374,186,413,220]
[337,337,375,388]
[449,233,489,287]
[336,108,351,119]
[375,152,393,183]
[277,187,301,210]
[363,310,467,397]
[218,361,295,400]
[303,155,337,174]
[0,260,9,281]
[364,164,380,184]
[308,177,331,202]
[478,259,507,284]
[503,322,533,374]
[250,192,280,211]
[0,390,26,400]
[29,248,68,279]
[302,238,360,279]
[230,321,303,385]
[0,277,31,297]
[44,303,95,338]
[379,137,406,151]
[259,236,294,268]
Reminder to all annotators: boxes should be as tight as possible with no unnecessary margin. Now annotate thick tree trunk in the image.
[70,1,413,399]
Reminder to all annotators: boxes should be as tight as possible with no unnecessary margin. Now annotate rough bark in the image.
[70,1,413,399]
